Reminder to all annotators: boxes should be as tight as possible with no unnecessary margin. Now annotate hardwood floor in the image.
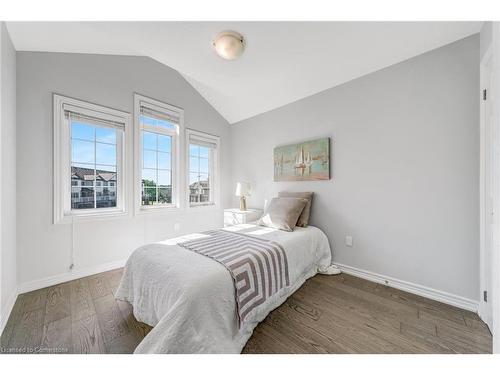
[0,269,492,354]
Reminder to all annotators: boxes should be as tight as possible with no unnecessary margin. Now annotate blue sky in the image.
[71,117,210,185]
[71,121,117,173]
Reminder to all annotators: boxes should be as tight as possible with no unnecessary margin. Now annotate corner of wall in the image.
[0,21,18,340]
[0,20,4,340]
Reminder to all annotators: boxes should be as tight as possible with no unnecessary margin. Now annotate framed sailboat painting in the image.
[274,137,330,181]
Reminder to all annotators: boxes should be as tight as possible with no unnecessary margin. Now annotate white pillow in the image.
[257,197,308,232]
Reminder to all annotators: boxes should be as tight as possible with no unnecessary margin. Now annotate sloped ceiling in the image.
[6,21,482,124]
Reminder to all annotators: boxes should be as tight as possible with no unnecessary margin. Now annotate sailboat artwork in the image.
[274,138,330,181]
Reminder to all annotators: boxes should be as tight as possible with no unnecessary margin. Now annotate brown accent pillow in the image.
[278,191,314,227]
[258,197,308,232]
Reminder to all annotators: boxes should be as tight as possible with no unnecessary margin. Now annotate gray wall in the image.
[16,52,231,286]
[0,22,17,330]
[480,22,493,60]
[230,35,480,301]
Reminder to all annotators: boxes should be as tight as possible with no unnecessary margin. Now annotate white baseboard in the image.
[477,301,493,333]
[0,289,19,338]
[17,259,127,294]
[334,263,479,312]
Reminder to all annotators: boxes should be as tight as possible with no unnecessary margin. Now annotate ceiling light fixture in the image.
[212,31,245,60]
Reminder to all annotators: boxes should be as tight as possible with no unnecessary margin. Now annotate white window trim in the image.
[186,128,221,210]
[133,93,184,215]
[53,94,131,224]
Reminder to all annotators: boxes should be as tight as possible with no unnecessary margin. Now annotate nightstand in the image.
[224,208,263,227]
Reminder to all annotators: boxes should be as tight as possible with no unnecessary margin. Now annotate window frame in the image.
[53,94,131,224]
[186,128,220,210]
[133,93,184,215]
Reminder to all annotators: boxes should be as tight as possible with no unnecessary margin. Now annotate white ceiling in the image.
[6,22,482,124]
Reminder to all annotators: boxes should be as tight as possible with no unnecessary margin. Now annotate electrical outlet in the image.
[345,235,353,247]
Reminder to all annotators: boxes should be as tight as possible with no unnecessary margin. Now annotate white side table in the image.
[224,208,263,227]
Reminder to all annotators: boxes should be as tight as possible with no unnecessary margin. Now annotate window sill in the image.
[187,203,219,212]
[56,209,129,224]
[135,204,181,216]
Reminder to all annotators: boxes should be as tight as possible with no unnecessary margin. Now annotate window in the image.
[134,94,183,212]
[70,115,119,211]
[54,95,130,223]
[187,129,220,207]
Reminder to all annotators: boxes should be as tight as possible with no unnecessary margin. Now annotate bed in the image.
[115,222,332,353]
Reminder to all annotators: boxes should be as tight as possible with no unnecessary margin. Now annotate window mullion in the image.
[93,127,97,209]
[210,149,213,202]
[142,124,175,136]
[198,155,202,202]
[155,133,159,205]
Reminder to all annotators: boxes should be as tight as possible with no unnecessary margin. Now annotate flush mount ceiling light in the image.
[212,31,245,60]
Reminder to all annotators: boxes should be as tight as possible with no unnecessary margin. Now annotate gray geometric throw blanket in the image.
[178,229,290,325]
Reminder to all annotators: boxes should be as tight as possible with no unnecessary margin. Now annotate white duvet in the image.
[115,223,332,353]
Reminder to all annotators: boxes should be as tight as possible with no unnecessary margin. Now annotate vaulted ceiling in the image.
[6,21,482,124]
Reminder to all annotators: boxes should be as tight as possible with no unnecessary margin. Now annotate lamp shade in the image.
[213,31,245,60]
[235,182,251,197]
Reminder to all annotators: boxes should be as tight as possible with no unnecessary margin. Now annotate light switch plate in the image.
[345,235,353,247]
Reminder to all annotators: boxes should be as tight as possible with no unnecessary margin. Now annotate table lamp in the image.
[235,182,251,211]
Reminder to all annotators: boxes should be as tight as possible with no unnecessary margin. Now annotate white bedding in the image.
[115,223,332,353]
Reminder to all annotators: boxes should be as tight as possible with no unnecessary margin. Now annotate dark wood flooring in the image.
[0,269,492,354]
